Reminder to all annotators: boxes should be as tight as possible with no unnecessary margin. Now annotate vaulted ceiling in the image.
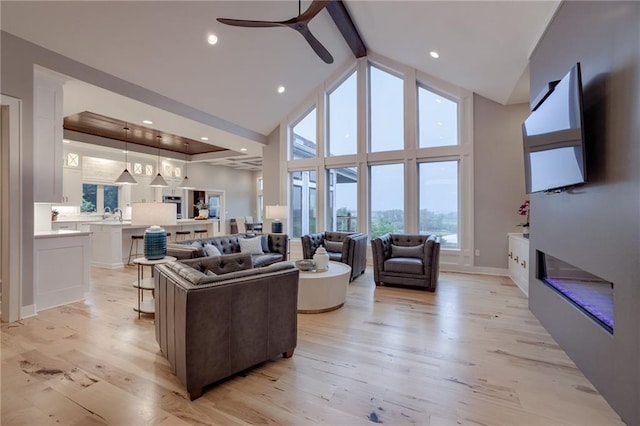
[1,1,559,169]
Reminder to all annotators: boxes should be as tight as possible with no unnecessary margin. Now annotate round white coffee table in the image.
[297,260,351,314]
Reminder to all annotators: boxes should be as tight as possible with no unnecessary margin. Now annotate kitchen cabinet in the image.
[62,167,82,205]
[33,68,66,203]
[130,176,155,203]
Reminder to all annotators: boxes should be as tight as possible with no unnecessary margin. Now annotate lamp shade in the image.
[131,203,177,260]
[265,205,288,220]
[115,168,137,185]
[149,173,168,187]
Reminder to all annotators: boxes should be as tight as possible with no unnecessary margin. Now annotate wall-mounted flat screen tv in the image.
[522,63,586,194]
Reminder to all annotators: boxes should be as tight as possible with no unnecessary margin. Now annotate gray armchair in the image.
[371,233,440,291]
[301,231,367,282]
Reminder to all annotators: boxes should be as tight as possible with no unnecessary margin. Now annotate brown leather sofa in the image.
[166,233,288,267]
[301,231,367,281]
[371,233,441,291]
[154,253,299,400]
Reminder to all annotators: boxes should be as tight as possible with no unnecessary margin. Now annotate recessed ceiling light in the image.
[142,120,153,125]
[430,51,439,59]
[435,99,442,104]
[200,137,209,141]
[207,34,218,45]
[122,150,128,154]
[345,133,350,139]
[240,148,247,152]
[63,139,71,144]
[277,85,286,94]
[437,121,443,126]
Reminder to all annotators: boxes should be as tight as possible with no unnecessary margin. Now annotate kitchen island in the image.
[89,219,221,269]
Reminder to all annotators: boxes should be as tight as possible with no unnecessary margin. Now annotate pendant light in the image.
[150,134,168,187]
[114,125,138,185]
[178,142,194,189]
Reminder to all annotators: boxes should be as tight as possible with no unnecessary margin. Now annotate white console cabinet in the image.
[508,233,529,296]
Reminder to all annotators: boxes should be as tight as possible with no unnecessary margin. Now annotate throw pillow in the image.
[203,243,221,257]
[324,240,343,253]
[191,241,202,247]
[391,244,424,259]
[239,236,265,255]
[261,234,270,252]
[205,270,217,277]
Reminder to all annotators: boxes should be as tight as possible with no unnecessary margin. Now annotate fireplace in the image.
[537,251,614,333]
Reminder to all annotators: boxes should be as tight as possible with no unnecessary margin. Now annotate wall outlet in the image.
[475,249,480,256]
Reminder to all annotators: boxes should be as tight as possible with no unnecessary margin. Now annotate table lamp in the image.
[265,205,288,233]
[131,202,177,260]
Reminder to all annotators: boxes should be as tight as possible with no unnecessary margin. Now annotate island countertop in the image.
[88,218,218,227]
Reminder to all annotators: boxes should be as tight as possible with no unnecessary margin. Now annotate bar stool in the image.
[176,230,191,241]
[128,235,144,264]
[194,229,208,239]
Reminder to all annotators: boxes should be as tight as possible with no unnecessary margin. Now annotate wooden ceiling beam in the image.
[326,1,367,59]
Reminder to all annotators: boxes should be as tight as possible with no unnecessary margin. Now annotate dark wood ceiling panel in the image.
[63,111,228,155]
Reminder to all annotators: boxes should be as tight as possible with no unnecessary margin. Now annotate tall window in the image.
[290,170,316,237]
[81,183,119,213]
[327,167,357,232]
[419,161,459,248]
[418,85,458,148]
[370,164,404,238]
[369,65,404,153]
[291,107,316,160]
[327,71,357,156]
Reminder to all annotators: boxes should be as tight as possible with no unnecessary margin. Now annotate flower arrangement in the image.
[518,200,530,227]
[194,201,210,210]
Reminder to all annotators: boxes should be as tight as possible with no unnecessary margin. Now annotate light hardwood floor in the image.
[1,266,624,425]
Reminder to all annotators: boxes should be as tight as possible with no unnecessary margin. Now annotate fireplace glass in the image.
[537,251,614,334]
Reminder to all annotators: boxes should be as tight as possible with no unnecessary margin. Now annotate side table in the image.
[132,256,176,319]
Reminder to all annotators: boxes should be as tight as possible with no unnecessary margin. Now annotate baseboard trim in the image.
[441,265,509,277]
[20,304,37,319]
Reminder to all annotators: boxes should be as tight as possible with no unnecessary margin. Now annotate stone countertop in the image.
[89,219,219,228]
[35,229,92,239]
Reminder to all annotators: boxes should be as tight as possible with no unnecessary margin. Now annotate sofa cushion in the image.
[239,236,265,255]
[384,257,424,275]
[204,243,221,257]
[199,260,295,284]
[166,261,209,285]
[253,253,284,267]
[391,244,424,259]
[324,240,343,253]
[328,252,342,262]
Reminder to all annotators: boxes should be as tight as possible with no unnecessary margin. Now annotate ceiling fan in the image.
[217,0,333,64]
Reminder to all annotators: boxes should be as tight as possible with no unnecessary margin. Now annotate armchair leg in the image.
[283,348,295,358]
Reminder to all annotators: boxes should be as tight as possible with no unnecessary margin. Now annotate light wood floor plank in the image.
[1,266,624,425]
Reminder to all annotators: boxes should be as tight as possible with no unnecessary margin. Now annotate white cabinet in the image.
[33,68,66,203]
[130,176,155,203]
[508,233,529,296]
[62,167,82,205]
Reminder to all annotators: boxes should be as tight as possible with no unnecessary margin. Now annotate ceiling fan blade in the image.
[216,18,281,28]
[296,0,331,22]
[297,25,334,64]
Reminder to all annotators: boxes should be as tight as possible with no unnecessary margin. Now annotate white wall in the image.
[473,94,530,269]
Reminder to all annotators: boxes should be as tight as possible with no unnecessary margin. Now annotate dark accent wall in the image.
[528,2,640,423]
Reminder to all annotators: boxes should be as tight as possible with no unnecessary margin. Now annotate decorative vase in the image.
[51,215,58,221]
[313,247,330,272]
[144,225,167,260]
[522,226,530,238]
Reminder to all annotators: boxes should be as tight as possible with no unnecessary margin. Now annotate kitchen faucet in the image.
[113,208,123,222]
[102,206,112,219]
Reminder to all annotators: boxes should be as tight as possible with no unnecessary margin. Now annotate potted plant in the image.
[194,201,210,219]
[51,209,59,221]
[518,199,530,237]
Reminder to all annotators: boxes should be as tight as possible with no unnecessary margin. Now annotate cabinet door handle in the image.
[508,251,513,259]
[521,260,527,268]
[514,255,519,263]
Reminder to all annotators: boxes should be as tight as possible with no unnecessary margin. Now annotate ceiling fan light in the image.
[115,168,138,185]
[150,173,168,187]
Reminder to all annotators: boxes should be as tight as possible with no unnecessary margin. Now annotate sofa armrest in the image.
[267,233,289,258]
